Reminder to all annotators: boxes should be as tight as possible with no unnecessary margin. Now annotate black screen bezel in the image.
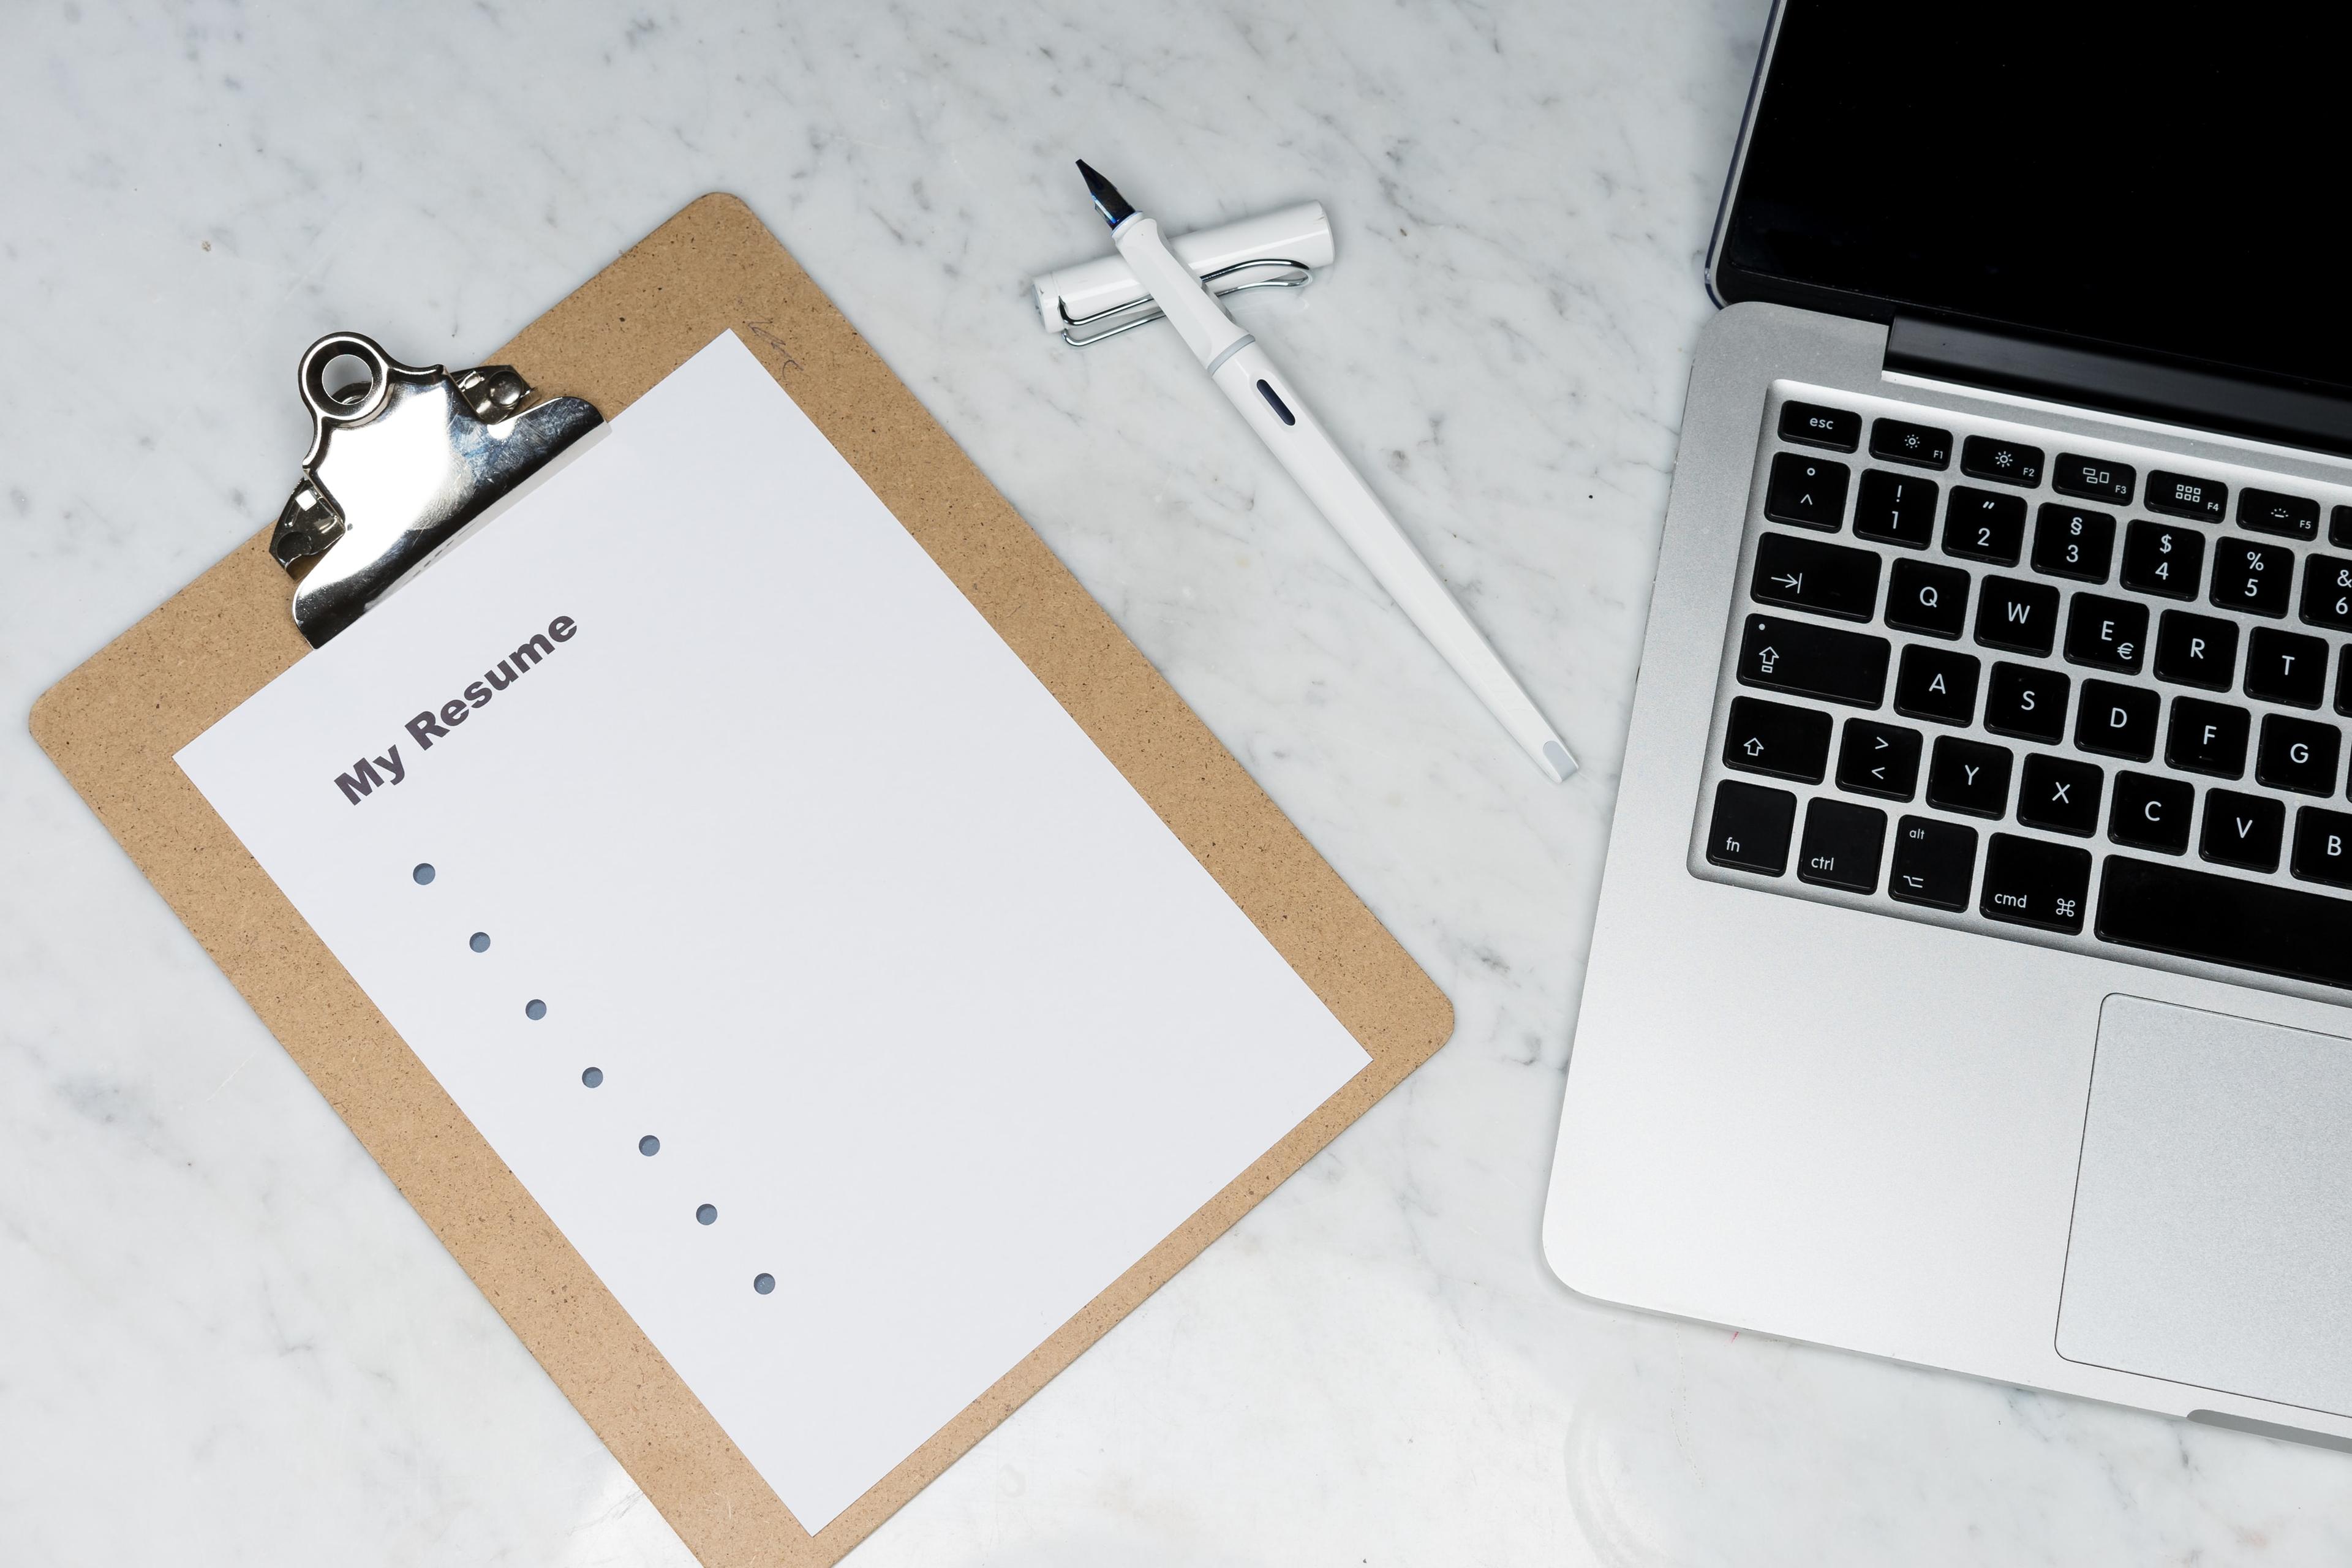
[1703,2,2352,413]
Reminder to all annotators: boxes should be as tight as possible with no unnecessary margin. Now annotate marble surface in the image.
[4,2,2350,1563]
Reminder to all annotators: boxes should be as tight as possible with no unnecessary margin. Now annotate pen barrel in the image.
[1208,342,1574,781]
[1112,216,1251,366]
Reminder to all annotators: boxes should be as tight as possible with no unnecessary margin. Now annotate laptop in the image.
[1545,2,2352,1449]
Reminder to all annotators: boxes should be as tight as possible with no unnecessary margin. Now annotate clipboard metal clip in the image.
[269,332,603,646]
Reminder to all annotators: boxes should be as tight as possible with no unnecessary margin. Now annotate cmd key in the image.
[1737,616,1891,707]
[1980,832,2092,933]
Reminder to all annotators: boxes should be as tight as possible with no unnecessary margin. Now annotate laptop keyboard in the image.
[1695,386,2352,994]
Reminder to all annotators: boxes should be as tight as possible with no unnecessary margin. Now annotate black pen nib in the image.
[1076,160,1135,229]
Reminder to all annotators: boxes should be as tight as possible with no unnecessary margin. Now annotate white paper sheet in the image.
[177,333,1370,1531]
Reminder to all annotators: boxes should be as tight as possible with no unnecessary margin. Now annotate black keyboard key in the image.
[2339,645,2352,718]
[1983,660,2069,744]
[2200,788,2285,873]
[2109,771,2193,853]
[1959,435,2045,488]
[2154,609,2238,690]
[1853,470,1939,548]
[2016,753,2104,837]
[2256,714,2341,796]
[2063,594,2147,674]
[1796,798,1888,892]
[2244,626,2328,708]
[1894,644,1980,725]
[2334,506,2352,551]
[1752,532,1881,621]
[2210,538,2293,617]
[1779,400,1860,452]
[2031,503,2116,582]
[1763,452,1850,530]
[1974,575,2060,655]
[1723,696,1833,782]
[2052,452,2134,505]
[1837,718,1923,800]
[2167,697,2251,778]
[2147,469,2228,521]
[2119,519,2203,600]
[1871,417,1953,470]
[1889,815,1978,910]
[2097,856,2352,986]
[1883,558,1970,638]
[2293,807,2352,888]
[2154,611,2239,691]
[1926,736,2012,817]
[1943,487,2027,565]
[1981,832,2092,933]
[2302,554,2352,630]
[2076,679,2160,761]
[1736,616,1891,707]
[1705,780,1796,875]
[2239,486,2320,541]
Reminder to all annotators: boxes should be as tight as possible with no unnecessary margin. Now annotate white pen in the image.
[1077,161,1577,784]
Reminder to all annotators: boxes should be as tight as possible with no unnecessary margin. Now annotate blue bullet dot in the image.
[696,1203,717,1225]
[470,932,490,952]
[581,1067,603,1088]
[525,999,546,1020]
[753,1273,775,1295]
[639,1134,660,1156]
[412,864,435,884]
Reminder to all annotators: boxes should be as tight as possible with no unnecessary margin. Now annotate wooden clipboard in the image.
[30,194,1453,1566]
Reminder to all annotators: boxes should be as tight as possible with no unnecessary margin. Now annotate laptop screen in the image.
[1714,3,2352,396]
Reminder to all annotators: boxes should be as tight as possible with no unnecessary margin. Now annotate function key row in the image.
[1770,402,2352,542]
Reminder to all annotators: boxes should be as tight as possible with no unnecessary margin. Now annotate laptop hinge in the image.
[1884,315,2352,459]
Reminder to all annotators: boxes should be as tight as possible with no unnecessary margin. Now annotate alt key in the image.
[1889,815,1978,911]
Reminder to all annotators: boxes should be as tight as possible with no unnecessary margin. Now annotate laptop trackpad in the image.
[2059,995,2352,1416]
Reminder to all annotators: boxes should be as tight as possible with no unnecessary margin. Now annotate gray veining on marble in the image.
[4,2,2350,1563]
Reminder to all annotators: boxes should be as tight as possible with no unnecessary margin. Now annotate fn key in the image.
[1705,780,1796,875]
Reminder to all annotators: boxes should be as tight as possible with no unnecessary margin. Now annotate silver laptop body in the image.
[1547,6,2352,1452]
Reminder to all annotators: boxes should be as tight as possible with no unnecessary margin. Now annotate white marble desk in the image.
[4,2,2349,1563]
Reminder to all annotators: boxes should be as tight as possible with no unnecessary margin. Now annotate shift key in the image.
[1737,615,1891,707]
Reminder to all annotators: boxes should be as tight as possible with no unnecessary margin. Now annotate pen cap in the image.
[1032,201,1333,333]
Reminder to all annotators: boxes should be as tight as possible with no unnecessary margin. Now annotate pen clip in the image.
[1058,257,1316,349]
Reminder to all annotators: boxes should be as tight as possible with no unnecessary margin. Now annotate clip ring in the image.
[297,333,397,429]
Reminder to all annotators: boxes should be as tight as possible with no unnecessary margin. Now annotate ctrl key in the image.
[1980,832,2093,933]
[1705,780,1797,875]
[1889,815,1978,911]
[1798,798,1888,892]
